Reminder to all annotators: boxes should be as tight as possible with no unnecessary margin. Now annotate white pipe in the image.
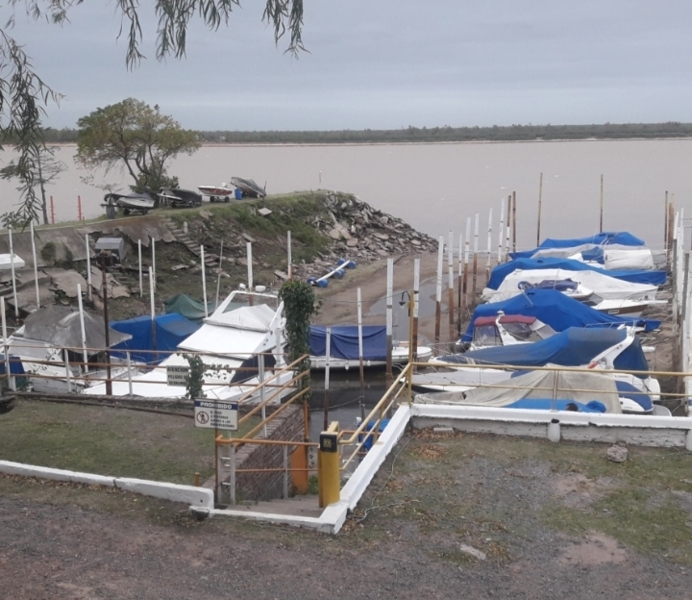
[152,238,156,289]
[357,288,364,366]
[464,217,471,266]
[413,258,420,321]
[498,198,505,263]
[64,348,71,392]
[473,213,480,255]
[149,266,155,321]
[30,222,40,309]
[201,245,208,318]
[1,296,12,391]
[287,230,292,279]
[77,283,88,373]
[458,233,463,278]
[85,233,92,301]
[8,226,18,318]
[215,240,224,306]
[138,239,143,297]
[447,230,453,291]
[386,257,394,337]
[325,327,331,392]
[247,242,253,290]
[436,235,443,303]
[486,207,493,268]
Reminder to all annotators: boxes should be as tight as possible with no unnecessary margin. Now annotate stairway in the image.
[162,217,218,268]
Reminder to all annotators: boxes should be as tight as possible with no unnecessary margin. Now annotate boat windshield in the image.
[473,325,502,347]
[503,322,546,342]
[222,292,279,313]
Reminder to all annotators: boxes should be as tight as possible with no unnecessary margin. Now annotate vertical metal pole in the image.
[201,245,208,318]
[472,213,479,304]
[599,174,604,233]
[215,240,224,307]
[447,230,454,337]
[324,327,331,430]
[537,172,543,247]
[100,258,112,396]
[413,258,420,363]
[30,222,40,309]
[85,234,92,301]
[664,191,669,261]
[229,444,236,505]
[486,207,493,284]
[247,242,253,290]
[434,236,443,343]
[64,348,71,392]
[506,194,512,256]
[149,266,157,362]
[462,217,471,311]
[8,227,18,318]
[512,191,517,252]
[151,238,156,290]
[386,258,394,386]
[357,288,364,390]
[138,239,143,297]
[1,297,13,391]
[126,351,133,395]
[287,231,292,279]
[498,197,506,264]
[457,232,463,334]
[77,284,88,373]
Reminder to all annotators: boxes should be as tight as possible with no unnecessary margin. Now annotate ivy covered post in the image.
[183,353,206,400]
[279,280,320,381]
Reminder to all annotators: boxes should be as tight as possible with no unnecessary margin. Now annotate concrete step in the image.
[225,496,322,518]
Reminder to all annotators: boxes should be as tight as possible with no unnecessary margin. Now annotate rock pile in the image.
[294,193,438,280]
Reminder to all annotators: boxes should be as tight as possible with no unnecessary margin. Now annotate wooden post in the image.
[357,288,365,391]
[664,191,669,257]
[215,240,224,307]
[247,242,253,290]
[457,232,463,335]
[77,195,82,221]
[537,172,543,246]
[85,233,92,301]
[50,195,55,224]
[0,296,12,391]
[8,227,18,319]
[149,266,157,362]
[434,236,443,343]
[287,231,292,279]
[599,175,604,233]
[77,284,88,372]
[138,240,143,297]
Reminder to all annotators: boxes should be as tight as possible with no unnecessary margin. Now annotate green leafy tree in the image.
[278,280,320,390]
[0,142,66,227]
[75,99,200,194]
[1,1,305,218]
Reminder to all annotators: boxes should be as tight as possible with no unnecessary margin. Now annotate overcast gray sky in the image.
[9,1,692,130]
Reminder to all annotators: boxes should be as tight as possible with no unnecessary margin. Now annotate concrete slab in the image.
[44,268,87,298]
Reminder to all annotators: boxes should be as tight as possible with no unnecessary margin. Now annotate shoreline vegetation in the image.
[36,121,692,145]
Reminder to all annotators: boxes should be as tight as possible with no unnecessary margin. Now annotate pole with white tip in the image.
[30,222,40,309]
[447,230,454,338]
[201,245,208,318]
[85,234,92,301]
[434,236,443,343]
[8,226,18,318]
[77,284,88,373]
[498,198,505,264]
[287,231,292,279]
[138,239,143,297]
[486,207,493,284]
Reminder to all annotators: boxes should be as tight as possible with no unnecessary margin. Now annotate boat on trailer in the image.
[103,192,155,218]
[231,177,266,199]
[158,187,203,208]
[198,183,234,202]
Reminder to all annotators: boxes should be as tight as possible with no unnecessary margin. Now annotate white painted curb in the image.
[0,461,213,510]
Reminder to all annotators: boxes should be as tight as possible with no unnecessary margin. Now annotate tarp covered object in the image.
[487,257,666,289]
[510,232,645,259]
[462,288,661,341]
[23,305,131,352]
[309,325,387,360]
[110,313,200,363]
[164,294,216,323]
[440,327,650,377]
[415,369,622,414]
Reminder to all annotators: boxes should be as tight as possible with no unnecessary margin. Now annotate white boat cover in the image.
[204,303,277,331]
[178,323,272,356]
[482,268,659,303]
[415,369,623,413]
[529,244,655,270]
[0,254,26,270]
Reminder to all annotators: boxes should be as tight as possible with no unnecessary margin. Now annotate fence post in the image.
[229,444,236,505]
[283,445,289,500]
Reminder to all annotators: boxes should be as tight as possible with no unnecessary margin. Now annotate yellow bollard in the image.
[318,421,340,508]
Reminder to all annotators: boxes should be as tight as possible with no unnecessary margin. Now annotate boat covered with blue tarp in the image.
[487,256,666,289]
[309,325,387,361]
[110,313,200,364]
[461,288,661,342]
[510,231,646,260]
[440,327,650,377]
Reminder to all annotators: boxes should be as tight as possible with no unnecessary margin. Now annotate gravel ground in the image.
[2,430,692,600]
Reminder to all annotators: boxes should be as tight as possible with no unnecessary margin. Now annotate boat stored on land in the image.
[103,192,155,218]
[198,183,233,202]
[158,187,203,208]
[231,177,266,198]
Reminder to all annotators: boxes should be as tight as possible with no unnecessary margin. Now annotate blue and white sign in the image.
[193,399,239,430]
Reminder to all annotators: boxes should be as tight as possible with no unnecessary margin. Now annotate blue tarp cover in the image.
[487,257,666,289]
[309,325,387,360]
[462,288,661,341]
[510,232,646,259]
[442,327,650,377]
[110,313,200,363]
[505,399,607,413]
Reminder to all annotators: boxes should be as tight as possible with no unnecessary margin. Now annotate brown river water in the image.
[0,138,690,250]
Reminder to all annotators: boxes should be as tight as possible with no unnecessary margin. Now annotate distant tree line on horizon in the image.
[35,121,692,145]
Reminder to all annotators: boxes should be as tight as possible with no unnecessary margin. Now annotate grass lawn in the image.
[1,399,258,485]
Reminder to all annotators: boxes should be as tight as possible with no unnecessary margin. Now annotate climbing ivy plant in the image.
[183,353,206,400]
[279,280,320,389]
